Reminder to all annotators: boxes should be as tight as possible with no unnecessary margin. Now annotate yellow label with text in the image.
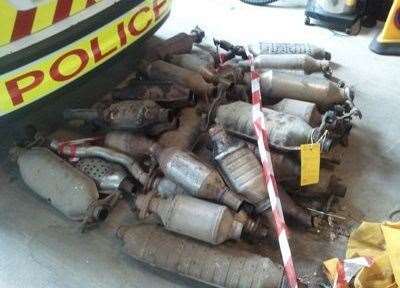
[300,143,320,186]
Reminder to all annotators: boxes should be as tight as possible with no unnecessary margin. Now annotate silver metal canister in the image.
[249,42,331,60]
[18,148,104,221]
[136,194,243,245]
[247,70,353,112]
[238,54,331,74]
[150,145,244,211]
[209,126,270,213]
[216,101,331,151]
[268,98,322,127]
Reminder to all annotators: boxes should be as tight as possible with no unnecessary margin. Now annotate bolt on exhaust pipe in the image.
[116,224,283,288]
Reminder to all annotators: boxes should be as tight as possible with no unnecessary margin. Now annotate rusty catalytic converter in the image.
[63,100,174,132]
[145,26,205,61]
[140,60,216,103]
[112,82,197,109]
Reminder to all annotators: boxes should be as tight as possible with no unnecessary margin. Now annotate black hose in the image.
[240,0,279,5]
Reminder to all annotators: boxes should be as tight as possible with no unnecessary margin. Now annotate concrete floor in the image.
[1,0,400,287]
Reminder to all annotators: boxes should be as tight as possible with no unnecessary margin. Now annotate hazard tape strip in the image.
[334,257,374,288]
[57,135,104,161]
[247,50,298,288]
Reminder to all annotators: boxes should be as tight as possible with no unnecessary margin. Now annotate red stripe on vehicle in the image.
[53,0,73,23]
[11,8,37,41]
[86,0,98,8]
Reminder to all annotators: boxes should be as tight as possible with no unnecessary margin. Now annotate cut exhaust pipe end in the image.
[117,224,283,288]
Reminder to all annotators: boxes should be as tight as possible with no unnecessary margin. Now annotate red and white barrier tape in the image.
[335,257,374,288]
[247,51,298,288]
[56,136,104,161]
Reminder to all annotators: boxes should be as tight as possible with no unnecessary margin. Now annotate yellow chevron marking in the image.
[31,1,58,33]
[70,0,88,15]
[0,1,17,46]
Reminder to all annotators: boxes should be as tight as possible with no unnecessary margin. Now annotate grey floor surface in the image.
[0,0,399,287]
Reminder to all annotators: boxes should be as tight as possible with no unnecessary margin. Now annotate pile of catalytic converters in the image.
[15,27,360,288]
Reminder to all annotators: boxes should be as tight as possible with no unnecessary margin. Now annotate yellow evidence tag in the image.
[300,143,321,186]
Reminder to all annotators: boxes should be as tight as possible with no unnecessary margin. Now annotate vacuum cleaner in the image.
[304,0,367,35]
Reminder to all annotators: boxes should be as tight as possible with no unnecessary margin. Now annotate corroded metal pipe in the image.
[112,82,197,109]
[64,100,173,131]
[145,26,205,61]
[140,60,216,102]
[117,224,283,288]
[158,107,202,150]
[169,53,232,86]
